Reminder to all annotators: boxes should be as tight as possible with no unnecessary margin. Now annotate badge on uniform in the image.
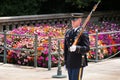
[66,34,69,37]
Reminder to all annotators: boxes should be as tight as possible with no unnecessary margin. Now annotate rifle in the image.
[72,0,101,46]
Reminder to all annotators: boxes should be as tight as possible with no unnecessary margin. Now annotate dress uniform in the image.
[64,25,90,80]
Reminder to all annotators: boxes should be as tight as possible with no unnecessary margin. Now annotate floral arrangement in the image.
[0,25,66,67]
[0,21,120,67]
[87,21,120,59]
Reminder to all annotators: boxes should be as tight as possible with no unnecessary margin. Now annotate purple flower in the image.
[118,47,120,50]
[42,63,46,67]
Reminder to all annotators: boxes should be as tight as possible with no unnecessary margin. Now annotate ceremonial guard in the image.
[64,15,90,80]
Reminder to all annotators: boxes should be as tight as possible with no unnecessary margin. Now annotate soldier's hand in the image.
[64,65,67,71]
[69,45,76,52]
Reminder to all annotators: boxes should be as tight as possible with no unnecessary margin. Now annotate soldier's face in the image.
[71,18,82,28]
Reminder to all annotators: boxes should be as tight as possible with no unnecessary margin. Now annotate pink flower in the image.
[24,59,28,62]
[17,60,21,64]
[45,57,48,61]
[52,56,56,61]
[39,56,44,60]
[43,49,48,55]
[91,51,95,55]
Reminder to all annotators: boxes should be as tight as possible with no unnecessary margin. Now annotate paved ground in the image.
[0,58,120,80]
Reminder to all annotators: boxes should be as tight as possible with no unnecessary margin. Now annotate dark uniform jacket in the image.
[64,27,90,69]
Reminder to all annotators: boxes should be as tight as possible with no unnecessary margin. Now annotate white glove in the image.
[64,65,67,70]
[69,45,76,52]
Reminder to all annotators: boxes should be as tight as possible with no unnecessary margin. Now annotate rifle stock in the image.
[72,0,101,46]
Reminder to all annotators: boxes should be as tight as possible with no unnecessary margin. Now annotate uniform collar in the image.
[73,26,80,32]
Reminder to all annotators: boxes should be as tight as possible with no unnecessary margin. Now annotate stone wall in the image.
[0,11,120,31]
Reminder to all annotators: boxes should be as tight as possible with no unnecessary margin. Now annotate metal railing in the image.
[0,31,38,67]
[89,30,120,62]
[0,30,120,70]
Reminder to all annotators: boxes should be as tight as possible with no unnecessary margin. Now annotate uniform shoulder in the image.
[65,29,71,35]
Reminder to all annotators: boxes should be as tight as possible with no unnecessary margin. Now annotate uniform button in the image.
[70,39,72,41]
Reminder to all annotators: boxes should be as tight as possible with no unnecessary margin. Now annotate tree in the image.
[65,0,99,8]
[0,0,44,16]
[39,0,100,14]
[0,0,119,16]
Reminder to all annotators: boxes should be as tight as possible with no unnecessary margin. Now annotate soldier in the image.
[64,15,90,80]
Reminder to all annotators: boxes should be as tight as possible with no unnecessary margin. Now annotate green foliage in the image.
[65,0,100,8]
[1,0,118,16]
[0,0,43,16]
[0,0,100,16]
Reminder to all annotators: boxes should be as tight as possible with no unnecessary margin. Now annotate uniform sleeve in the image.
[63,31,69,65]
[76,32,90,53]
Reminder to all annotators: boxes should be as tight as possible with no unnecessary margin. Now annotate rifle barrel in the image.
[72,0,101,45]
